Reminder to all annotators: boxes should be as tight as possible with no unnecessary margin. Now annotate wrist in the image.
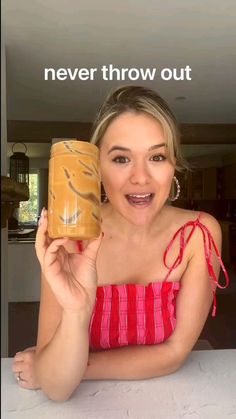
[62,308,92,328]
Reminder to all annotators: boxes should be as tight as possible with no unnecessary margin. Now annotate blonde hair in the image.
[90,85,187,171]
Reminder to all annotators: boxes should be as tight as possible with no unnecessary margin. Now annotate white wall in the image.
[29,158,49,169]
[8,243,41,302]
[1,30,8,356]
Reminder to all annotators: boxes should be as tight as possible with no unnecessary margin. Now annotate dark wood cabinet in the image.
[178,164,236,201]
[8,302,39,356]
[178,168,217,200]
[222,164,236,199]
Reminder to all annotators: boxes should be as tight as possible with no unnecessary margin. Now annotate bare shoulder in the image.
[167,206,220,230]
[165,206,222,247]
[197,211,222,238]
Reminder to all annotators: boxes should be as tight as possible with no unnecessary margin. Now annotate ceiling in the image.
[3,0,236,124]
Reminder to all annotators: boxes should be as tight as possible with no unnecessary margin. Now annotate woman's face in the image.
[99,112,175,226]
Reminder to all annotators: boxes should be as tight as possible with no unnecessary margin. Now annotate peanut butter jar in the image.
[48,140,101,240]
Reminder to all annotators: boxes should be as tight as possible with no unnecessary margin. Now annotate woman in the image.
[12,85,229,401]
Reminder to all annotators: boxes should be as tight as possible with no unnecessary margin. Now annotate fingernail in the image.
[38,215,43,226]
[38,207,46,226]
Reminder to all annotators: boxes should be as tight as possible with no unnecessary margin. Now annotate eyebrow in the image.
[107,143,166,154]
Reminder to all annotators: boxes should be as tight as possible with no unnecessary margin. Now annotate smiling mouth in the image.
[125,193,155,206]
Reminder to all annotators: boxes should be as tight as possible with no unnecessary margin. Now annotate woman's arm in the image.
[32,211,102,401]
[35,308,91,402]
[12,275,91,399]
[84,342,182,380]
[34,238,92,401]
[82,213,221,381]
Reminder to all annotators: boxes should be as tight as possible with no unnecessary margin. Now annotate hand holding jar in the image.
[35,208,103,316]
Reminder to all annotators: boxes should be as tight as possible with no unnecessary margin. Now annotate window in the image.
[18,171,39,226]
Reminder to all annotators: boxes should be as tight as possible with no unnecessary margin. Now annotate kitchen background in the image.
[5,141,236,355]
[2,0,236,357]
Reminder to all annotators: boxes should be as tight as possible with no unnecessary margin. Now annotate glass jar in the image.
[48,140,101,240]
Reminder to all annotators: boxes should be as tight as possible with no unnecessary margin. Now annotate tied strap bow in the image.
[163,216,230,316]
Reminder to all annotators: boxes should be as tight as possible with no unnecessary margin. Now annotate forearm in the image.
[83,342,184,381]
[35,310,90,401]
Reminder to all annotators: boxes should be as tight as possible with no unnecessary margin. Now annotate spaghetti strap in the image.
[163,213,230,316]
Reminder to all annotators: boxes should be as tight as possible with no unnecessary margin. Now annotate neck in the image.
[105,203,169,245]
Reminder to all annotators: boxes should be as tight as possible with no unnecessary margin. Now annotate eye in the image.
[150,154,166,162]
[112,156,130,164]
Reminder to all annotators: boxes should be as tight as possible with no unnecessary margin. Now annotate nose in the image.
[130,160,151,185]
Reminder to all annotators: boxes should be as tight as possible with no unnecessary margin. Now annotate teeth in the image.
[128,193,152,198]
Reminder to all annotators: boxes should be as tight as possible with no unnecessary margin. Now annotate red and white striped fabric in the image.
[89,281,180,350]
[77,213,229,351]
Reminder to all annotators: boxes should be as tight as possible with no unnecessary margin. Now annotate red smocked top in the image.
[77,213,229,351]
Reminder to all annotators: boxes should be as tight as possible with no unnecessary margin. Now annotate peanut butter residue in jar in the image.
[48,140,101,240]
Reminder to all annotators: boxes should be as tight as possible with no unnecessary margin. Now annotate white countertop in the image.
[2,350,236,419]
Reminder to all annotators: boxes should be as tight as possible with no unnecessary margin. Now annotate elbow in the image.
[174,351,190,372]
[164,356,185,377]
[164,355,186,377]
[175,348,189,368]
[47,392,72,403]
[42,385,78,403]
[171,357,185,373]
[35,353,81,402]
[165,341,189,373]
[36,368,80,402]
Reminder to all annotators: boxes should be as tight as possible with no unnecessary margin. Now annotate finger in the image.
[22,346,37,352]
[12,360,24,373]
[41,209,53,247]
[83,231,104,261]
[13,352,25,362]
[44,237,69,269]
[13,347,36,363]
[35,208,49,261]
[64,239,81,254]
[14,346,36,358]
[16,378,31,388]
[37,207,47,230]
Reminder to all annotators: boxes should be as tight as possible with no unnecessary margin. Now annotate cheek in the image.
[100,160,110,184]
[102,174,124,194]
[101,163,126,189]
[101,166,118,194]
[153,166,174,187]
